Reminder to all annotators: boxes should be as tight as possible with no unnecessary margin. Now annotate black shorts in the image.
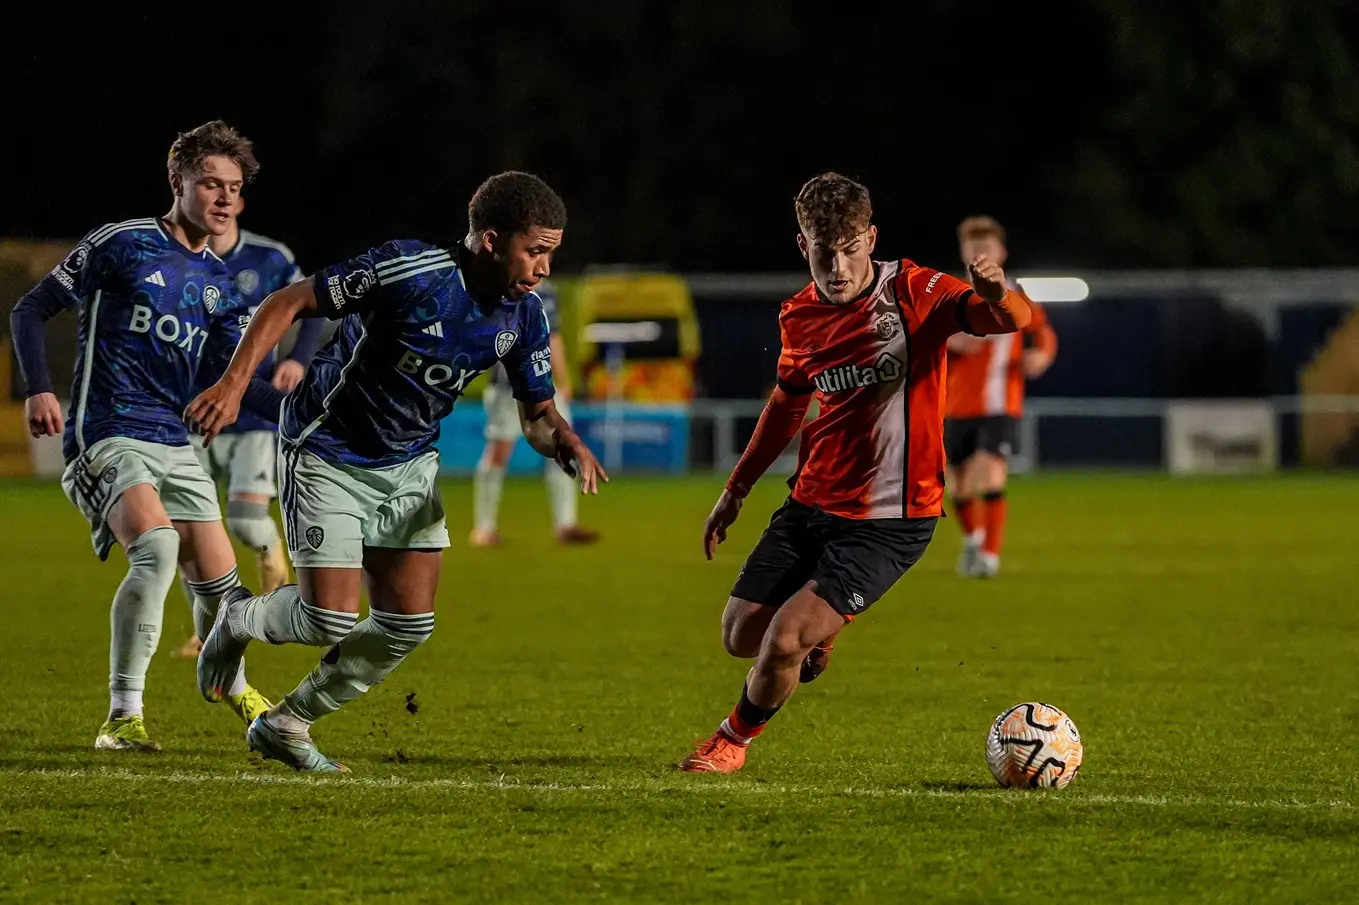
[945,416,1019,464]
[731,498,937,619]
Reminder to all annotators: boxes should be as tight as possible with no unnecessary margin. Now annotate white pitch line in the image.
[3,767,1354,813]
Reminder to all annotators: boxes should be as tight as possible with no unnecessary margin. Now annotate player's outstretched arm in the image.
[9,287,69,437]
[517,399,608,494]
[185,280,318,443]
[962,255,1032,335]
[704,385,813,560]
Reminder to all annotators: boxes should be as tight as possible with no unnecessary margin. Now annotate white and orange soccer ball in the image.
[986,702,1083,789]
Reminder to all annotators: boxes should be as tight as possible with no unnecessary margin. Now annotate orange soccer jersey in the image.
[945,290,1056,419]
[777,259,978,521]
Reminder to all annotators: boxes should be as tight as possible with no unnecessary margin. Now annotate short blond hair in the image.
[795,172,872,245]
[167,120,259,182]
[957,215,1006,244]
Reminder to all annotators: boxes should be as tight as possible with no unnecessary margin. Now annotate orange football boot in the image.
[679,730,749,773]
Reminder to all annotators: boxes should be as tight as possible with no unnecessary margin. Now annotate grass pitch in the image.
[2,472,1358,903]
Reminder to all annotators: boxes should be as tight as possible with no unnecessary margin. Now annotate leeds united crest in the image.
[495,330,518,358]
[203,284,221,314]
[306,526,324,549]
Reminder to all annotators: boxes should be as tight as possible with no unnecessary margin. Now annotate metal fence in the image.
[687,395,1359,475]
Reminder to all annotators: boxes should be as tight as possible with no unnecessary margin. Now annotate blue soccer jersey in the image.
[282,240,555,468]
[488,278,558,388]
[14,218,247,463]
[208,229,306,434]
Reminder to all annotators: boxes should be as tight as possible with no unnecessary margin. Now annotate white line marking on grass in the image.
[4,767,1355,813]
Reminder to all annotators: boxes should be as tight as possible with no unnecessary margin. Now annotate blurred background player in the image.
[945,216,1057,579]
[7,121,273,750]
[681,173,1031,773]
[186,171,605,772]
[470,277,599,547]
[170,196,324,659]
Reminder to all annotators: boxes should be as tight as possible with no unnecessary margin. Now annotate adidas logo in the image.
[421,322,444,338]
[144,271,166,287]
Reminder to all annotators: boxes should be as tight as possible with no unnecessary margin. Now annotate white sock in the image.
[545,461,578,530]
[231,584,358,647]
[109,526,179,718]
[188,568,248,696]
[284,609,435,723]
[473,462,506,533]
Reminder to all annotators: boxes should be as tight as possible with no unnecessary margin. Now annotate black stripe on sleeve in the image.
[954,289,984,336]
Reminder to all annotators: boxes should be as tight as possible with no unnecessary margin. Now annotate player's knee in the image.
[370,609,435,651]
[763,621,814,665]
[125,525,180,586]
[486,441,513,468]
[226,500,280,552]
[722,623,762,659]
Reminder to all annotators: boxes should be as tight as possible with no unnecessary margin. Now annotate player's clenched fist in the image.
[24,392,63,438]
[968,254,1008,303]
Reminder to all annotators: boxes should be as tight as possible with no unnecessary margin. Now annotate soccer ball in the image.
[986,702,1083,789]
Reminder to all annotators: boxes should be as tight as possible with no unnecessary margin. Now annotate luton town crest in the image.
[871,311,900,341]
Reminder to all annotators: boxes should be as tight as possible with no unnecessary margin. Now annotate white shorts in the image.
[191,431,277,498]
[61,437,220,560]
[278,445,450,569]
[483,385,572,443]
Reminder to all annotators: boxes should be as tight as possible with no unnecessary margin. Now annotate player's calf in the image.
[720,597,775,659]
[108,526,180,721]
[283,609,435,723]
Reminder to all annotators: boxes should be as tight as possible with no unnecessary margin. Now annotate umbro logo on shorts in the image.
[306,526,324,549]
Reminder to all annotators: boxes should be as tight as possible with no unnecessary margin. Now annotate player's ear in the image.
[865,225,878,254]
[477,229,499,255]
[168,171,183,197]
[796,233,809,261]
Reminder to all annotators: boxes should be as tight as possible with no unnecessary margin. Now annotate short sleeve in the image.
[897,265,978,336]
[312,240,445,319]
[501,295,556,404]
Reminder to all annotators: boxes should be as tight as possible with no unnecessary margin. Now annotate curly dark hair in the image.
[167,120,259,181]
[795,172,872,245]
[468,171,567,236]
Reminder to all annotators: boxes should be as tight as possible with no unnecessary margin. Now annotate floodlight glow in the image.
[1015,277,1089,303]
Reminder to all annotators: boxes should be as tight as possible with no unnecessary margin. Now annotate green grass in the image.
[3,472,1359,903]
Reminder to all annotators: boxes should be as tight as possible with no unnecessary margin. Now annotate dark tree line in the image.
[6,2,1357,271]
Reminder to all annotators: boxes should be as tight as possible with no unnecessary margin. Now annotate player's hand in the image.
[24,392,63,438]
[184,381,243,447]
[703,489,744,561]
[1022,349,1053,379]
[271,359,306,392]
[947,333,985,355]
[554,431,609,494]
[968,254,1008,303]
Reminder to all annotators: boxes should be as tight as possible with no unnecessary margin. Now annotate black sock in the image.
[982,489,1005,502]
[734,683,782,731]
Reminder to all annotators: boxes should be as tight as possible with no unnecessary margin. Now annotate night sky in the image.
[7,3,1355,274]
